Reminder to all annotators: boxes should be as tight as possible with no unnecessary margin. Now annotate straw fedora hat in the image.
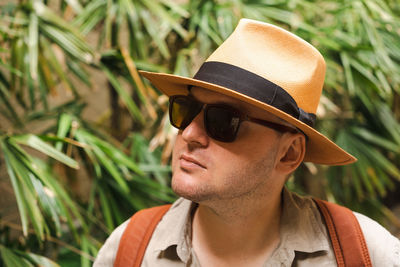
[140,18,356,165]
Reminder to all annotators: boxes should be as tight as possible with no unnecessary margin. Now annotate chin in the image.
[171,171,213,203]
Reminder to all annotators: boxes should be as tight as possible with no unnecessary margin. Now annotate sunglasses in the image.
[169,95,297,142]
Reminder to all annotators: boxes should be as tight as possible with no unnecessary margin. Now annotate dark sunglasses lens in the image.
[205,106,240,142]
[170,96,201,129]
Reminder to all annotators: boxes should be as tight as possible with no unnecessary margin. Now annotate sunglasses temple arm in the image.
[246,117,298,133]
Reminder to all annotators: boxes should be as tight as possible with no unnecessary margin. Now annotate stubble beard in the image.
[171,145,279,205]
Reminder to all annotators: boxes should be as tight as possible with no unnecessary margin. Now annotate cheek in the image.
[206,145,249,181]
[234,126,282,159]
[171,136,183,173]
[212,138,280,179]
[222,139,271,163]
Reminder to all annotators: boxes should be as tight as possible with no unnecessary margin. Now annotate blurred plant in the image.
[1,0,400,265]
[73,0,189,140]
[0,0,175,266]
[285,0,400,218]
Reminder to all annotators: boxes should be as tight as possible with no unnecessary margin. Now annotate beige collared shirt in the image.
[94,188,400,266]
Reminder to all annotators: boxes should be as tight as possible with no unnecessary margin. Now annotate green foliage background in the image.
[0,0,399,265]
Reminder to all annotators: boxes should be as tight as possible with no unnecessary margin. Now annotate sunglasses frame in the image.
[169,95,298,142]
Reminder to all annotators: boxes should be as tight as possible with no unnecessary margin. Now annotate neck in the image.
[191,189,283,266]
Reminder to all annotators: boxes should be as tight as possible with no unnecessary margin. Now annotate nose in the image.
[181,111,209,148]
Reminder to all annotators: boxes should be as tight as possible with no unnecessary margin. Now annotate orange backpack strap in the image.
[114,204,171,267]
[314,198,372,267]
[114,200,372,267]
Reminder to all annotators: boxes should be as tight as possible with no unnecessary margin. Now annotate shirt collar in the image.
[152,198,196,263]
[152,188,330,265]
[269,187,330,265]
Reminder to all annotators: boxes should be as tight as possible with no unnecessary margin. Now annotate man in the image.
[94,19,400,266]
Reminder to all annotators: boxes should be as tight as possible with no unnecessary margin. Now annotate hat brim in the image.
[140,70,357,166]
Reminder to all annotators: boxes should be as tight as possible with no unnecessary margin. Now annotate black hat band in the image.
[193,61,316,127]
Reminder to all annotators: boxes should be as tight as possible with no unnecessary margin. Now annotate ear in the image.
[275,132,306,175]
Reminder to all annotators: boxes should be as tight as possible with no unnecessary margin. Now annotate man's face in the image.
[171,87,287,203]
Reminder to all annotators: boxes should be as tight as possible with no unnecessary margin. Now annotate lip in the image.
[180,154,206,169]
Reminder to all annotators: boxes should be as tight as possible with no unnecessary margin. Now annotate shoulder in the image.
[354,212,400,266]
[286,190,400,266]
[93,198,189,266]
[93,219,130,267]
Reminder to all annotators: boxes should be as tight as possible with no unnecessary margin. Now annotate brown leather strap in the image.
[115,200,372,267]
[114,204,171,267]
[314,198,372,267]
